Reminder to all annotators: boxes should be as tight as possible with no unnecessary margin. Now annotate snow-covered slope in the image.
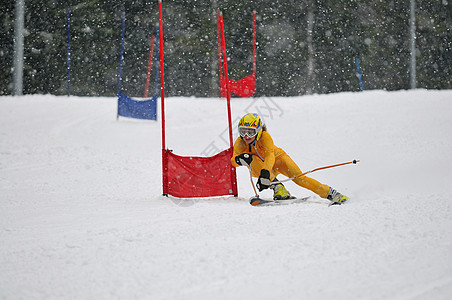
[1,90,452,299]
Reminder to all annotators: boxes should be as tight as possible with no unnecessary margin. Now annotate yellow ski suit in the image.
[231,130,330,198]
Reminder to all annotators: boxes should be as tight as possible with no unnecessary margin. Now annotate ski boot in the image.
[272,180,294,200]
[327,188,348,205]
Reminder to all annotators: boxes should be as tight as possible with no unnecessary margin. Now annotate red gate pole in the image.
[219,11,238,196]
[219,12,233,150]
[159,0,168,196]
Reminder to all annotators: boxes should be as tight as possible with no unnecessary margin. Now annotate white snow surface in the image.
[1,90,452,300]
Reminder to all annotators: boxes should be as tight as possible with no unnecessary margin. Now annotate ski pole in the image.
[271,159,360,185]
[236,153,259,197]
[248,162,259,197]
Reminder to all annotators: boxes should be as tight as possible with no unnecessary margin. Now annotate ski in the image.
[250,196,311,206]
[328,200,345,207]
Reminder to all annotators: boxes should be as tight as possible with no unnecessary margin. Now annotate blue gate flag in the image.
[118,92,157,120]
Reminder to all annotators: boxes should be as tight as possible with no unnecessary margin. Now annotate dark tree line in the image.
[1,0,451,97]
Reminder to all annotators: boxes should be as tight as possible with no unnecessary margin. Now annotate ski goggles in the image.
[239,126,258,138]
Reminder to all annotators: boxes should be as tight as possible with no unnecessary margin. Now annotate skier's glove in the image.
[256,169,272,191]
[235,153,253,167]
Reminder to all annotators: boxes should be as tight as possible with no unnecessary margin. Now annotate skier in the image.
[231,113,348,205]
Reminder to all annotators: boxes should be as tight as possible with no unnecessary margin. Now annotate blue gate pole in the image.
[66,8,71,96]
[117,12,126,119]
[355,57,364,91]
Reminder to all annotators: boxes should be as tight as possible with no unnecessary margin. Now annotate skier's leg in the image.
[274,153,330,199]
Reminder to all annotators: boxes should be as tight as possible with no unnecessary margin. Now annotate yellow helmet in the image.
[238,113,265,140]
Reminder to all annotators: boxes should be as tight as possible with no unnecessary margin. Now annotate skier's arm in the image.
[231,138,245,167]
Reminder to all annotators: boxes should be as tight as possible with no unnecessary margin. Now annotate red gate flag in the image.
[220,73,256,98]
[217,11,256,98]
[163,148,237,198]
